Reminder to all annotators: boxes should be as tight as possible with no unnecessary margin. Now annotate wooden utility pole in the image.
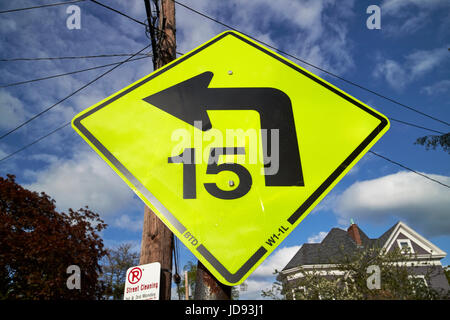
[140,0,231,301]
[139,0,176,301]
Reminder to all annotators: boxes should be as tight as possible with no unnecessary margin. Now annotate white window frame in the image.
[408,274,428,294]
[291,286,306,300]
[397,239,415,254]
[409,275,428,286]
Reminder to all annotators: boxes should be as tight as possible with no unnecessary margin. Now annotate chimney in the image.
[347,220,362,246]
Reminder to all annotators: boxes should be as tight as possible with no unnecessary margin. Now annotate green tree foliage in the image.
[100,243,139,300]
[262,246,449,300]
[0,174,107,299]
[415,132,450,154]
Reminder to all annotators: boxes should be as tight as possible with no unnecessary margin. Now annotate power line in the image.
[0,44,151,141]
[90,0,449,134]
[0,53,151,62]
[1,0,447,191]
[173,0,450,128]
[0,123,70,163]
[4,1,448,129]
[389,118,444,135]
[89,0,146,26]
[0,67,443,132]
[90,0,184,57]
[1,10,444,145]
[369,151,450,189]
[1,121,448,191]
[0,0,85,14]
[4,65,442,134]
[0,55,151,88]
[1,63,443,135]
[1,0,184,58]
[0,63,446,187]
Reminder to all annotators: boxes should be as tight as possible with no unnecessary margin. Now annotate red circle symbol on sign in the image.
[128,267,142,284]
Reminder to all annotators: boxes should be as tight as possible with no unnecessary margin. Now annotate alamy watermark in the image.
[66,265,81,290]
[170,121,280,176]
[66,5,81,30]
[366,265,381,290]
[366,5,381,30]
[64,5,381,32]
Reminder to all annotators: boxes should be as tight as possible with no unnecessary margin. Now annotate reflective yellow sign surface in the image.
[72,31,389,285]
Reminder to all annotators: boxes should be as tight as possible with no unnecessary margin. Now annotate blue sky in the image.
[0,0,449,299]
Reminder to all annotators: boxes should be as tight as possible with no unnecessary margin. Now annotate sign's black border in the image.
[73,31,388,285]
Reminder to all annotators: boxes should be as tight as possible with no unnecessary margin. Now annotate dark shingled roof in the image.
[377,222,399,246]
[282,223,398,271]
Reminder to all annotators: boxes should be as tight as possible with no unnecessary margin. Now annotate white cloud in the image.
[373,59,408,90]
[407,48,448,78]
[176,0,223,54]
[0,0,357,170]
[230,245,302,299]
[0,14,17,33]
[381,0,450,36]
[0,143,19,173]
[24,149,139,217]
[252,245,301,277]
[238,279,276,300]
[335,171,450,237]
[176,0,355,76]
[385,11,428,35]
[311,191,338,214]
[102,239,141,254]
[421,80,450,96]
[0,150,6,160]
[308,231,328,243]
[373,46,448,90]
[0,90,30,130]
[0,0,150,141]
[261,0,355,74]
[113,214,143,233]
[347,163,360,176]
[382,0,449,14]
[27,153,60,165]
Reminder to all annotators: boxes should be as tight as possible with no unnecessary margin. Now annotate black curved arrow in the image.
[143,71,304,187]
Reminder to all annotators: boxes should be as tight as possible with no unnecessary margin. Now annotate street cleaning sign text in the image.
[124,262,160,300]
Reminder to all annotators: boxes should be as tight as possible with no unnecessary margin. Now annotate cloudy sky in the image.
[0,0,449,299]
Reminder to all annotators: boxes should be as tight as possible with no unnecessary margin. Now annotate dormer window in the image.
[397,239,414,254]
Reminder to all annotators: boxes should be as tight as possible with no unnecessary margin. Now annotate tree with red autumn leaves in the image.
[0,174,108,299]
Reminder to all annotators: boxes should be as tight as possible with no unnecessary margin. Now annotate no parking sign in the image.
[124,262,160,300]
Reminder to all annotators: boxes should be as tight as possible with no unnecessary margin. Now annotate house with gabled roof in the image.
[279,221,449,298]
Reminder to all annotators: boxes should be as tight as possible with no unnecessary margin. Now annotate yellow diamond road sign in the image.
[72,31,389,285]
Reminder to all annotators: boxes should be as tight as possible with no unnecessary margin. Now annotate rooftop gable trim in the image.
[383,221,446,258]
